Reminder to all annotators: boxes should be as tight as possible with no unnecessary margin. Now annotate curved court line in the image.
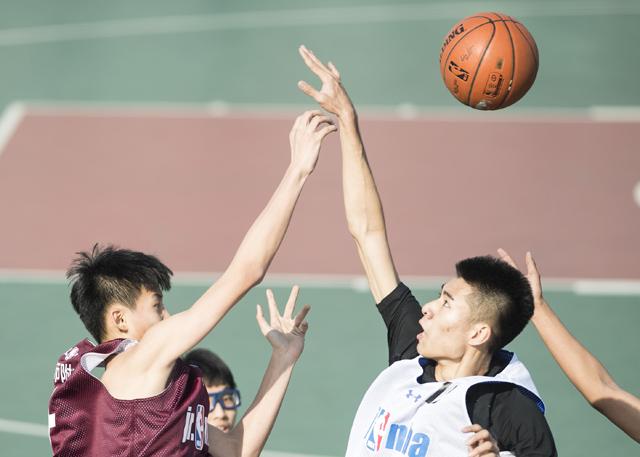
[0,102,25,157]
[0,1,639,47]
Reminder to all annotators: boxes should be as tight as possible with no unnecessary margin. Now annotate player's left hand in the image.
[297,45,355,119]
[497,248,545,313]
[256,286,310,362]
[463,424,500,457]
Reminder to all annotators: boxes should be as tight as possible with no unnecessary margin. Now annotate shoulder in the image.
[469,383,557,457]
[377,282,422,321]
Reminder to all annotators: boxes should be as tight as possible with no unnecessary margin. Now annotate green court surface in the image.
[0,280,638,456]
[1,0,640,111]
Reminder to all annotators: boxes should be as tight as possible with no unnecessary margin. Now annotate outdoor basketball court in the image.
[1,1,639,456]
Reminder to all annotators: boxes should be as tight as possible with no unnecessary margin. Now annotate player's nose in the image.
[421,301,435,318]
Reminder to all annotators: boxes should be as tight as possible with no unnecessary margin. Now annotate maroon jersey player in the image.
[48,111,337,457]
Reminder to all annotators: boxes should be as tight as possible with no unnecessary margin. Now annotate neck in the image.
[433,348,492,381]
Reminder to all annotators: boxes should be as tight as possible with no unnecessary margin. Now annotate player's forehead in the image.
[206,384,230,395]
[442,277,475,299]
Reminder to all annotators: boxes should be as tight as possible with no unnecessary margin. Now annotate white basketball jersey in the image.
[345,353,543,457]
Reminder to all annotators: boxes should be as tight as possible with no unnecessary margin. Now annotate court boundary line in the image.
[0,102,26,157]
[0,1,639,47]
[0,417,334,457]
[1,269,639,296]
[12,100,640,123]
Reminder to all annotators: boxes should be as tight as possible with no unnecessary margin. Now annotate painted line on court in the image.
[0,417,335,457]
[10,101,640,124]
[0,418,48,437]
[0,102,26,158]
[0,1,639,47]
[1,269,639,296]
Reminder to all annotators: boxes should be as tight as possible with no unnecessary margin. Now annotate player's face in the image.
[126,287,169,340]
[416,278,475,360]
[206,384,238,432]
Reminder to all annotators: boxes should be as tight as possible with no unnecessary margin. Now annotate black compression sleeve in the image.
[468,384,557,457]
[376,283,422,365]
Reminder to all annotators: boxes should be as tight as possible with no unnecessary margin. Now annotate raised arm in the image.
[498,249,640,442]
[208,287,310,457]
[131,111,335,375]
[298,45,399,303]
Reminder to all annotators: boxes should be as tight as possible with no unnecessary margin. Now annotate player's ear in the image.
[468,321,492,348]
[107,304,129,333]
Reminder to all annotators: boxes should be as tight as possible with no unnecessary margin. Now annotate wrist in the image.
[337,106,357,124]
[271,347,301,366]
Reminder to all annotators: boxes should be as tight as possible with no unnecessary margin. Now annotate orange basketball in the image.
[439,12,539,110]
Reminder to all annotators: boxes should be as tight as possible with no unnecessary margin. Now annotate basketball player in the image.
[48,111,336,456]
[498,249,640,443]
[184,349,242,433]
[297,45,556,456]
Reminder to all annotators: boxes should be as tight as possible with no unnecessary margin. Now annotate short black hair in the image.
[455,255,533,352]
[184,349,236,388]
[66,244,173,342]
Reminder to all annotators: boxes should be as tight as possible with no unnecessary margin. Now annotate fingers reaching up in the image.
[297,45,355,118]
[256,286,311,361]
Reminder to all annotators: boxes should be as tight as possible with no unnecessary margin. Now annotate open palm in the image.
[256,286,310,361]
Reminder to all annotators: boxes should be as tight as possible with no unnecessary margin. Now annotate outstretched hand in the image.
[256,286,310,362]
[497,248,544,308]
[297,45,355,119]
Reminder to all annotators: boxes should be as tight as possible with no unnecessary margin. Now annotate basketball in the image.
[439,12,539,110]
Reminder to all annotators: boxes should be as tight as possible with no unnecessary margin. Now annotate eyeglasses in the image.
[208,388,241,412]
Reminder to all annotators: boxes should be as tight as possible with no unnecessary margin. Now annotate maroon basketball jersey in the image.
[49,339,210,457]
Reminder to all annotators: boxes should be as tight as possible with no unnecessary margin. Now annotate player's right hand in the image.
[463,424,500,457]
[297,45,355,119]
[289,110,336,176]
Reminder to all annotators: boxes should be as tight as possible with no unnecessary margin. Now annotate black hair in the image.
[184,348,237,388]
[455,255,533,352]
[66,244,173,342]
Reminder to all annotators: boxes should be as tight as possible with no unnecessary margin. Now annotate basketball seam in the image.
[440,16,493,84]
[495,15,516,110]
[465,18,497,106]
[513,21,539,69]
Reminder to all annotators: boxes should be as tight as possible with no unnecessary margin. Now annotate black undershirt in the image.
[377,282,557,457]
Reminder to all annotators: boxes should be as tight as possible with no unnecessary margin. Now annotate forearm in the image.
[532,301,616,402]
[230,352,297,457]
[338,111,398,302]
[338,111,386,238]
[532,301,640,441]
[226,165,308,281]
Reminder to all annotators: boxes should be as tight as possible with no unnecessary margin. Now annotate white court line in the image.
[0,417,335,457]
[0,102,26,157]
[1,269,639,296]
[0,418,48,437]
[11,100,640,123]
[0,1,639,47]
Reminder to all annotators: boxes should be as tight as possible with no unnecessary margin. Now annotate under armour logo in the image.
[406,389,422,403]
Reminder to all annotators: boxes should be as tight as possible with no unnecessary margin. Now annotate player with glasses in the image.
[184,349,242,433]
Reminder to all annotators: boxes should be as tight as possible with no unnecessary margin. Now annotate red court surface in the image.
[0,108,638,279]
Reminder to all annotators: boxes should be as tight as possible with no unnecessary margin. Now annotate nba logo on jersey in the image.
[194,404,206,450]
[182,403,208,450]
[364,407,390,451]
